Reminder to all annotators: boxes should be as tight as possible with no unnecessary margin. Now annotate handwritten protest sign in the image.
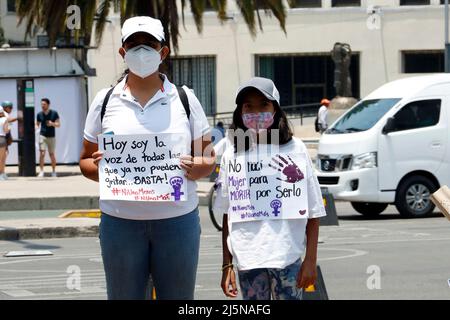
[98,133,187,202]
[226,152,309,223]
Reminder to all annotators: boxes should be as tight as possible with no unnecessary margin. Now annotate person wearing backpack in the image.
[79,16,215,300]
[317,98,330,134]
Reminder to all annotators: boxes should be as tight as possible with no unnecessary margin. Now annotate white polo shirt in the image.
[84,74,211,220]
[214,137,327,270]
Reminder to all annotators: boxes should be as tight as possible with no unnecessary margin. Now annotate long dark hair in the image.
[228,94,293,153]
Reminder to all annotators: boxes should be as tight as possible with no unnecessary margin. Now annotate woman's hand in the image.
[92,150,104,167]
[180,155,194,180]
[180,155,202,181]
[80,139,101,182]
[221,267,238,298]
[296,259,317,289]
[181,136,216,181]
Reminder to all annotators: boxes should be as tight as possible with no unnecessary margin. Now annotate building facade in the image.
[0,0,89,165]
[1,0,447,165]
[90,0,448,118]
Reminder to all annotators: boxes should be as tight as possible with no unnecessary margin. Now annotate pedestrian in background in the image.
[0,106,10,181]
[215,121,225,138]
[317,98,330,134]
[36,98,60,177]
[2,101,19,179]
[1,101,19,125]
[211,121,226,145]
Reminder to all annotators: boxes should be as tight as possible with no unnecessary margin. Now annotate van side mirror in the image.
[382,117,395,135]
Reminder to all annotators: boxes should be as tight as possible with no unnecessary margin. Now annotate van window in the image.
[328,99,400,134]
[393,99,441,132]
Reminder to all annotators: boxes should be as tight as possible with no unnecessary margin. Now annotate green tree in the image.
[15,0,295,53]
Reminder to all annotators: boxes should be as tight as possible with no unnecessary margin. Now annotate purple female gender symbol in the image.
[170,176,184,201]
[270,199,282,217]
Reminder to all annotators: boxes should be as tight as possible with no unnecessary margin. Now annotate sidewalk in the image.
[0,126,320,240]
[0,164,217,240]
[2,165,214,210]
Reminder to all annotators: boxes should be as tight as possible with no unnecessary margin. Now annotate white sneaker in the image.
[2,173,8,180]
[37,171,45,178]
[51,172,57,178]
[0,174,5,181]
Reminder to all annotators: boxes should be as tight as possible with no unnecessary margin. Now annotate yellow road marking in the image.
[59,210,101,218]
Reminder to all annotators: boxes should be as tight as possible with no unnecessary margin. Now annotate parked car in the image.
[316,74,450,218]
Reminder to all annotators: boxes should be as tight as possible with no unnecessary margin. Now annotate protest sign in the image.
[98,133,187,202]
[226,151,309,223]
[431,185,450,221]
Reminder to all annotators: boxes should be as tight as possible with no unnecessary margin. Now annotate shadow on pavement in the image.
[338,212,444,221]
[5,172,81,178]
[4,239,61,250]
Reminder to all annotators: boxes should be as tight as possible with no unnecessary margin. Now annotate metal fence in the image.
[208,103,321,127]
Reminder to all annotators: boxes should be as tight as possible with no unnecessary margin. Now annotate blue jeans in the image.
[99,208,201,300]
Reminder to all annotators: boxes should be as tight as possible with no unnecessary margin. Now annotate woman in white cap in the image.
[79,16,215,300]
[0,106,11,181]
[215,77,326,300]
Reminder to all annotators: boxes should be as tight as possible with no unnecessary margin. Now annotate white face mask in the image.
[124,45,162,78]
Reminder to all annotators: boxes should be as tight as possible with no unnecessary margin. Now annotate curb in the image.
[0,196,341,241]
[0,197,100,211]
[0,224,99,241]
[0,194,209,211]
[0,194,209,241]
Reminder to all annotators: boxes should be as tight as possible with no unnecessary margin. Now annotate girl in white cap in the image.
[0,107,11,180]
[80,17,215,300]
[215,77,326,300]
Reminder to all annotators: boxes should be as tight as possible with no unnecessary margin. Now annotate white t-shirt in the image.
[0,116,8,136]
[83,74,211,220]
[318,105,328,129]
[214,137,326,270]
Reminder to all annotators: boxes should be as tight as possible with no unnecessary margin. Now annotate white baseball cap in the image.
[235,77,280,106]
[121,16,165,43]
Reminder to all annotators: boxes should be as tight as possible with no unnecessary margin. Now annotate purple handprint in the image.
[170,176,184,201]
[268,154,304,183]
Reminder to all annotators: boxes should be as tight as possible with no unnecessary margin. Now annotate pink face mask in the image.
[242,112,275,131]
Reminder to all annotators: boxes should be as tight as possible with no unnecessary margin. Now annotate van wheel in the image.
[395,176,437,218]
[351,202,388,217]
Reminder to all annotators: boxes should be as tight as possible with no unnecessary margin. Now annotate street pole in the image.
[17,79,36,177]
[446,0,450,72]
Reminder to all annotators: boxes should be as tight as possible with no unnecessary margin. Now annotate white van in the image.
[316,74,450,218]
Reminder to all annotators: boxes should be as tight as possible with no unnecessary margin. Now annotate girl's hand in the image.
[180,155,198,181]
[92,150,104,167]
[296,259,317,289]
[221,267,238,298]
